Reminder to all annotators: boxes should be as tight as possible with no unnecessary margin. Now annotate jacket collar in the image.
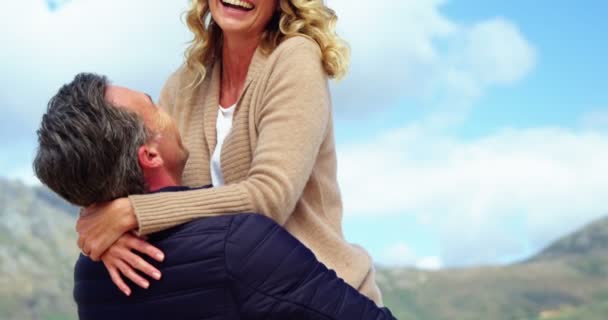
[152,185,212,193]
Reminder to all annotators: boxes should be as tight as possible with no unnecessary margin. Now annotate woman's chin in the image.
[217,21,255,38]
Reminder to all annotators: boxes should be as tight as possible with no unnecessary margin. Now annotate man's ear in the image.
[137,144,163,170]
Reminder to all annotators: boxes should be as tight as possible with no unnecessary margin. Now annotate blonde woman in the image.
[76,0,383,305]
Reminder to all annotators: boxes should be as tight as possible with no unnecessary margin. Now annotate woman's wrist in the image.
[118,198,139,232]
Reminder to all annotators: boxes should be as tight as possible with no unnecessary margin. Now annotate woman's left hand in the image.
[77,197,139,261]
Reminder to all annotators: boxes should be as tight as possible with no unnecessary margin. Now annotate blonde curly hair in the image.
[184,0,350,83]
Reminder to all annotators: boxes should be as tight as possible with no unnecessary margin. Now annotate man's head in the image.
[34,73,188,207]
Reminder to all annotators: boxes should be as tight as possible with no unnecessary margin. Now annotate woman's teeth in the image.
[221,0,254,10]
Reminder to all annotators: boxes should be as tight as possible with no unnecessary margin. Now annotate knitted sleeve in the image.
[129,38,331,235]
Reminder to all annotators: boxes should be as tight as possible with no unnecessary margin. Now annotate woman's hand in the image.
[101,233,165,296]
[77,197,139,261]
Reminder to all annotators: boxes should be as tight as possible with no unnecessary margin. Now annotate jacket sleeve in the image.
[224,215,397,320]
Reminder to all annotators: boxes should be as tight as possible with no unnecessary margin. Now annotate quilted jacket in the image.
[74,189,397,320]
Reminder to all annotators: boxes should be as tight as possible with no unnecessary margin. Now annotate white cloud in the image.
[415,256,442,270]
[460,18,537,86]
[329,0,536,113]
[338,125,608,266]
[381,243,417,266]
[0,0,190,130]
[380,242,443,270]
[2,166,41,186]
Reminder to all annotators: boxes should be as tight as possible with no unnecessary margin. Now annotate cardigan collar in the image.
[202,46,268,155]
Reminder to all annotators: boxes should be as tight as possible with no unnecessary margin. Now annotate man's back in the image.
[74,214,396,320]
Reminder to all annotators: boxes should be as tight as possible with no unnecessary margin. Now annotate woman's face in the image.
[209,0,278,39]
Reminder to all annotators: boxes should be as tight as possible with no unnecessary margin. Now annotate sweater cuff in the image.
[129,185,253,235]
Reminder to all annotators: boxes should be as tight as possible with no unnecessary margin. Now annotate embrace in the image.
[34,0,396,319]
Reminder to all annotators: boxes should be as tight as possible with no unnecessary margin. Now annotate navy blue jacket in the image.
[74,188,396,320]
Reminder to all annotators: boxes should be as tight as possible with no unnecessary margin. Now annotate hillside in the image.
[1,178,607,320]
[530,216,608,262]
[378,216,608,320]
[0,179,79,320]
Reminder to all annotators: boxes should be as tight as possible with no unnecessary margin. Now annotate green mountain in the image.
[1,178,607,320]
[378,216,608,320]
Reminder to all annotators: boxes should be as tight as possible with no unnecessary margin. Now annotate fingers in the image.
[123,250,162,281]
[76,215,88,255]
[76,216,85,250]
[88,233,116,261]
[115,259,150,290]
[124,235,165,262]
[78,235,95,259]
[76,209,90,231]
[89,243,105,261]
[77,236,85,252]
[81,237,95,259]
[104,261,131,296]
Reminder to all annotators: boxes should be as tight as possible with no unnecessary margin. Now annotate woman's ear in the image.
[137,144,164,170]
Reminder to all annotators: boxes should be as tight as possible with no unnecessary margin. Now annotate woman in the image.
[77,0,383,304]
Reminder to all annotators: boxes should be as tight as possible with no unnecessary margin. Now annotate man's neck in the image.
[145,169,181,192]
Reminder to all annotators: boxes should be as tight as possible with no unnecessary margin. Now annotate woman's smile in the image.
[220,0,255,11]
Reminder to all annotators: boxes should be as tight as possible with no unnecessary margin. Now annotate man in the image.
[34,73,396,320]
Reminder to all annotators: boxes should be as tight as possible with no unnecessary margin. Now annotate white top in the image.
[210,104,236,187]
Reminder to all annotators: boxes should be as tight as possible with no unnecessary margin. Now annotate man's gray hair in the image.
[33,73,151,207]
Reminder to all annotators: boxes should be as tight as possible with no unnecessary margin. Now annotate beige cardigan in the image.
[130,36,376,295]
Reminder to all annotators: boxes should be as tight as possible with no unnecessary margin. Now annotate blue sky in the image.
[1,0,607,269]
[444,0,608,134]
